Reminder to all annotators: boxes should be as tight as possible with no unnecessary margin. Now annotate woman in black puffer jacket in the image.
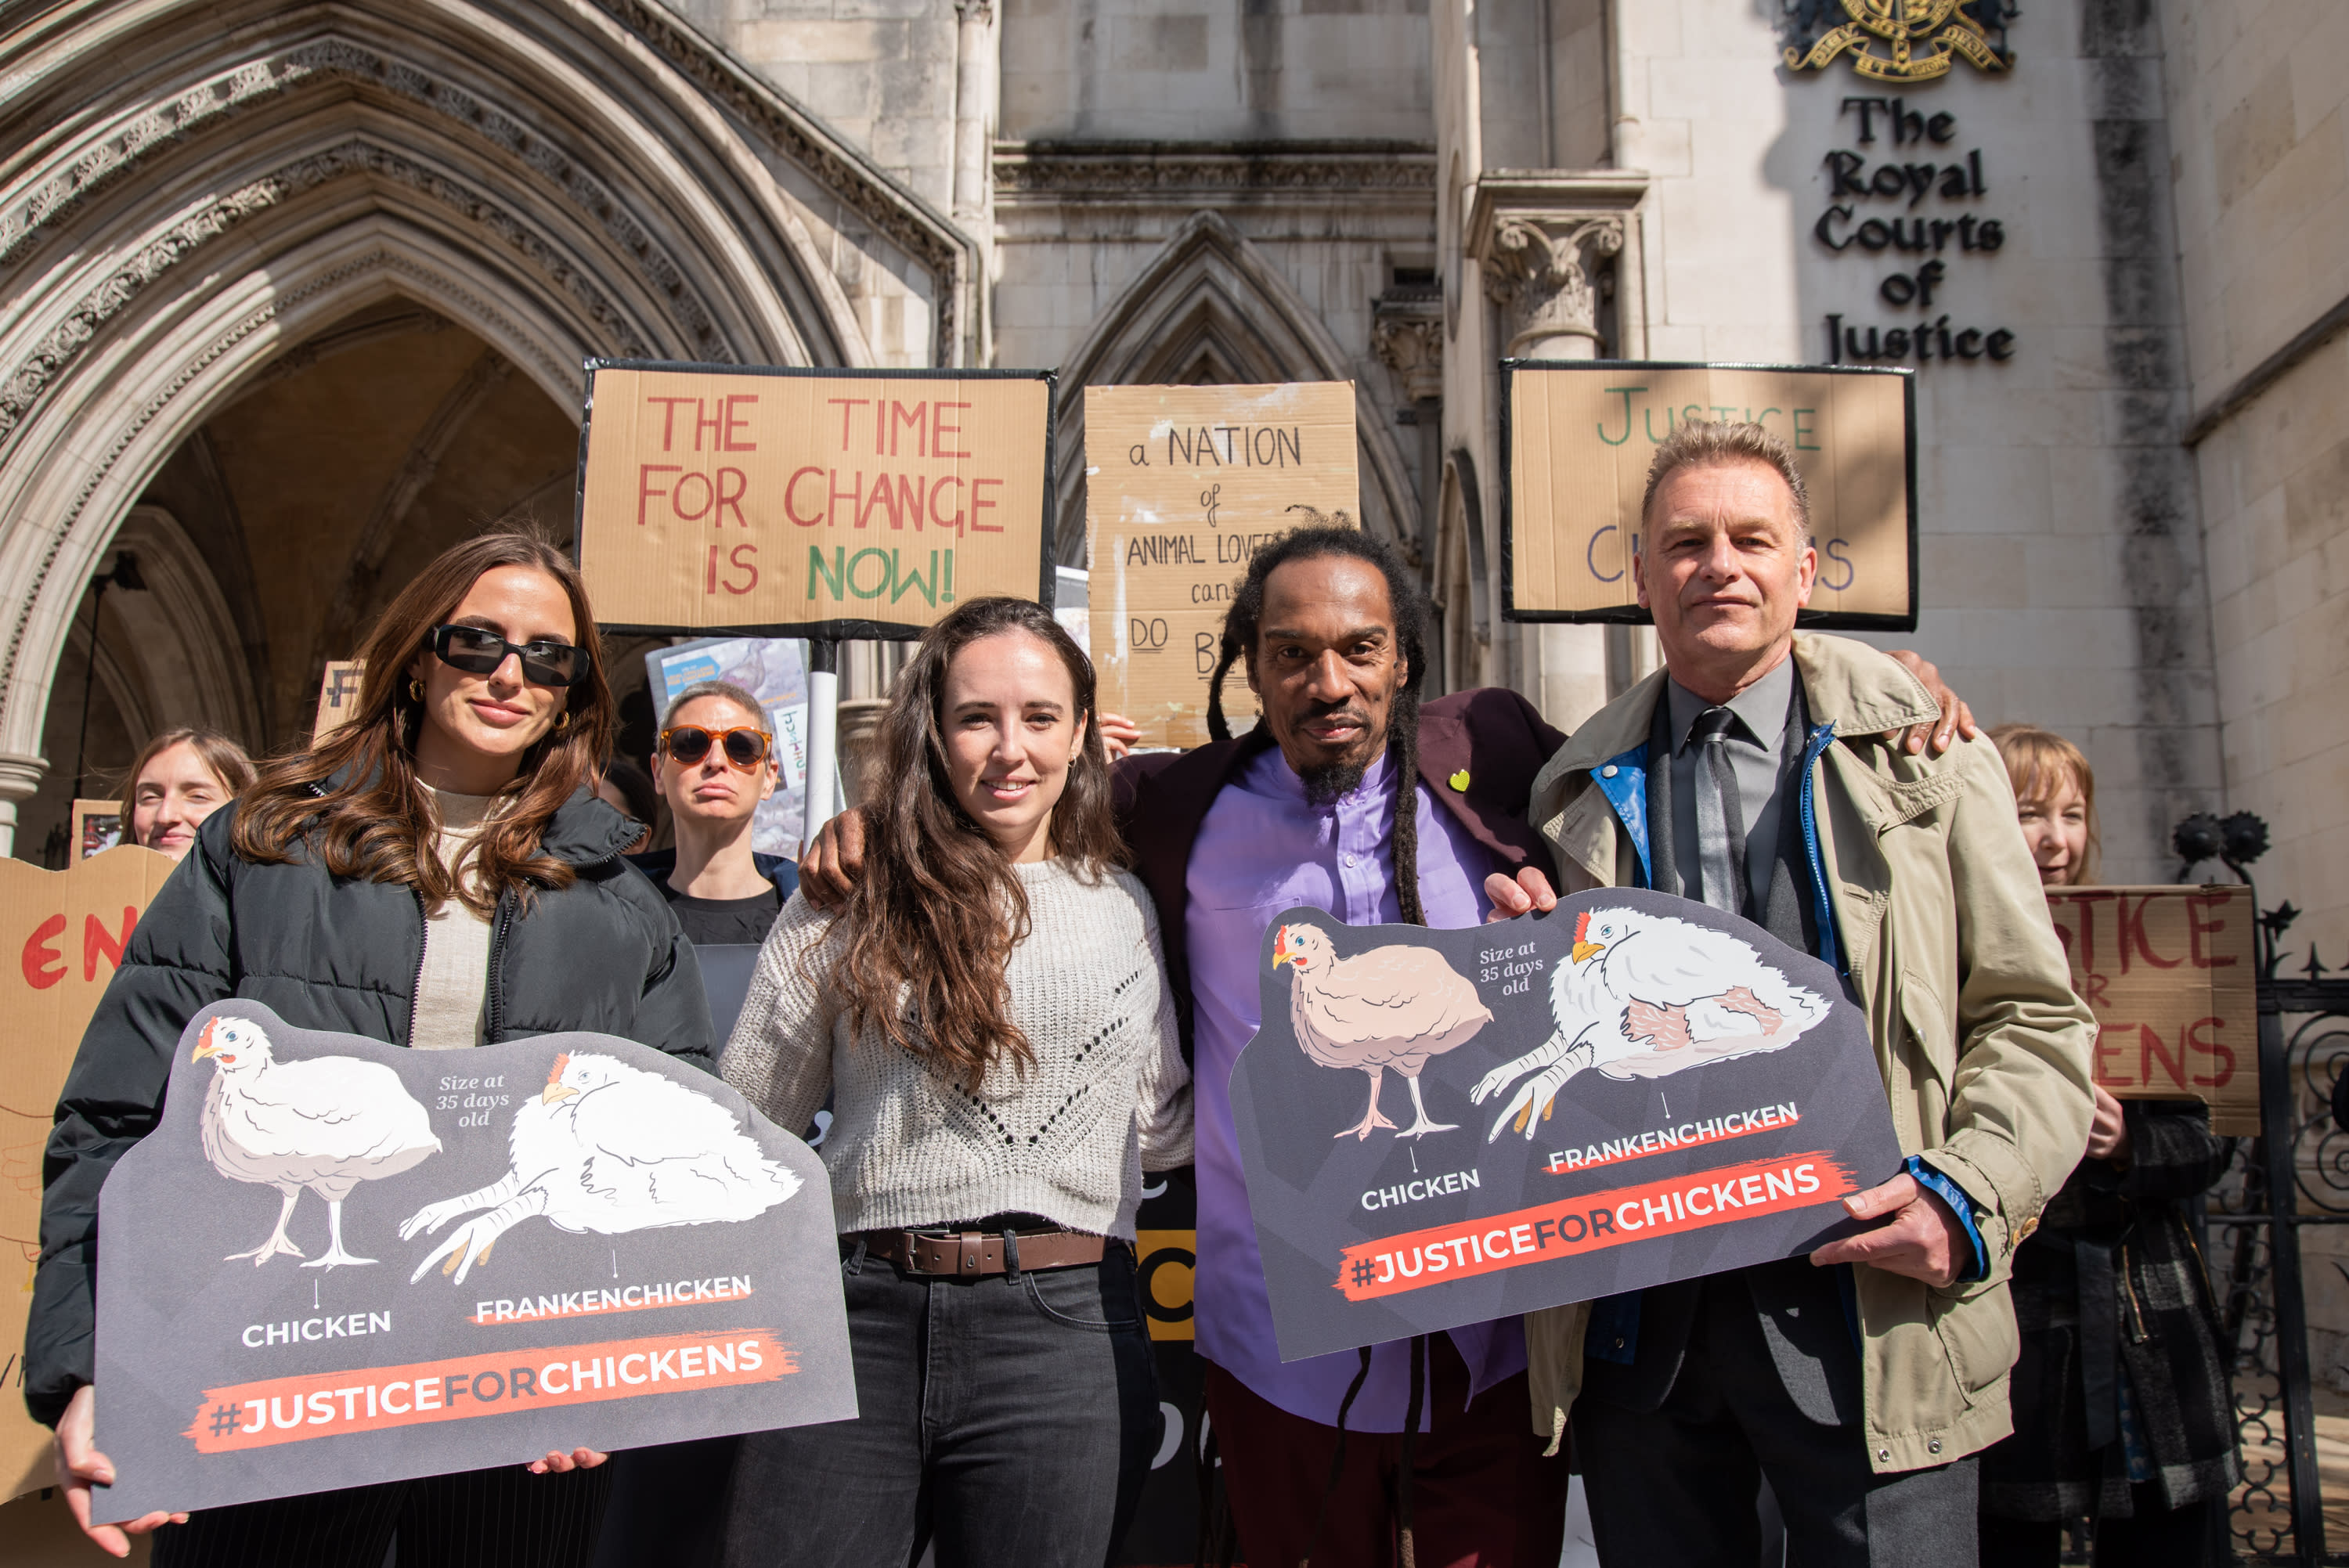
[29,532,712,1566]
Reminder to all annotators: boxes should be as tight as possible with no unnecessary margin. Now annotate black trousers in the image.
[150,1463,611,1568]
[722,1243,1158,1568]
[1979,1489,2228,1567]
[1575,1274,1976,1568]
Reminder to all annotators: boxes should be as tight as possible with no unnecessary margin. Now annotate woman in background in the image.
[1978,724,2240,1567]
[121,727,254,860]
[720,596,1188,1568]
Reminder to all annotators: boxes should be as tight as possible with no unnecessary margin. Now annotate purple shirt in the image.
[1187,744,1526,1432]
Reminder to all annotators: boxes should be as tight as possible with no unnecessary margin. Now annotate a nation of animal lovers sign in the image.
[577,361,1055,637]
[1230,889,1906,1361]
[1084,382,1359,751]
[88,1003,852,1522]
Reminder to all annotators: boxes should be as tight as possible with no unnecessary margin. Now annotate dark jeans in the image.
[1202,1342,1567,1568]
[1575,1274,1976,1568]
[1979,1490,2228,1567]
[722,1242,1160,1568]
[150,1463,611,1568]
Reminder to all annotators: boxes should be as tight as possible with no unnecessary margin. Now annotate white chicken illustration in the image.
[1273,923,1492,1141]
[193,1015,442,1268]
[401,1051,799,1285]
[1471,906,1830,1141]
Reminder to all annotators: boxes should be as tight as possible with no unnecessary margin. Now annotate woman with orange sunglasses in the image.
[630,681,801,950]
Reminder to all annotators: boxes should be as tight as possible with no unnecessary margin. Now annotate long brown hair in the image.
[831,597,1125,1087]
[119,728,255,836]
[233,533,617,913]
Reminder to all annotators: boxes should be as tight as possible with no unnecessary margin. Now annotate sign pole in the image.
[802,636,840,853]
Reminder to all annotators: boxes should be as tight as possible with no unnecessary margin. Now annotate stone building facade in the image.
[0,0,2336,966]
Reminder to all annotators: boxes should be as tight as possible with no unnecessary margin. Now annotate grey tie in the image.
[1690,705,1747,914]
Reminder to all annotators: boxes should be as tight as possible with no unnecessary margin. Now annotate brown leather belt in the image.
[858,1226,1106,1277]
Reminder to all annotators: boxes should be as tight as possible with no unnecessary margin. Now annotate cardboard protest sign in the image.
[90,1002,851,1521]
[577,362,1055,638]
[1084,384,1359,750]
[313,660,364,742]
[2046,885,2258,1137]
[1230,889,1905,1361]
[0,845,178,1498]
[1502,361,1916,629]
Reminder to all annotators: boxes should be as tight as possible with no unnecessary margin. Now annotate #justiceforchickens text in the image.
[181,1328,794,1453]
[1333,1152,1858,1302]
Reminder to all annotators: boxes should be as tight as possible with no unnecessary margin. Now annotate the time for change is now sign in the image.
[1502,361,1916,629]
[2046,885,2258,1136]
[1085,382,1359,751]
[578,362,1055,636]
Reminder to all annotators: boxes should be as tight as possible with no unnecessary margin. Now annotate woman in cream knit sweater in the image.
[720,597,1190,1568]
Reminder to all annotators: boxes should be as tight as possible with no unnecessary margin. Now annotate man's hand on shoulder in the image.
[1885,650,1978,757]
[1808,1172,1967,1289]
[798,807,871,910]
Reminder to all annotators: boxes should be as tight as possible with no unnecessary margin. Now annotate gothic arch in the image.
[1052,211,1420,568]
[0,0,976,845]
[106,506,268,752]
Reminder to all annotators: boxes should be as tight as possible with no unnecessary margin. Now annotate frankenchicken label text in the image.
[1545,1101,1802,1175]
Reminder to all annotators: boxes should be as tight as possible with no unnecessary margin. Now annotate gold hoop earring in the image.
[408,677,424,702]
[554,711,571,732]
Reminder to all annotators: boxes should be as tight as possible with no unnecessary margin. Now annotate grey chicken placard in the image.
[89,1002,853,1522]
[1232,890,1907,1362]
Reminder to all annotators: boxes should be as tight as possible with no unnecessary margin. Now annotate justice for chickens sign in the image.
[88,1003,852,1522]
[576,361,1055,636]
[1230,889,1906,1361]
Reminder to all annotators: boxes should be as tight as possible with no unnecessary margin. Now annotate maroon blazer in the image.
[1111,686,1568,1062]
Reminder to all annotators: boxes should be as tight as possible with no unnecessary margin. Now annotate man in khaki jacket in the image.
[1488,420,2093,1563]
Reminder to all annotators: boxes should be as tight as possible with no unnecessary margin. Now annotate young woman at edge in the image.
[31,532,715,1564]
[720,596,1190,1568]
[121,727,254,860]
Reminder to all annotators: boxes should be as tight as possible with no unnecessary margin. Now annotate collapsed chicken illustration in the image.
[193,1015,442,1268]
[1272,923,1492,1140]
[401,1051,799,1284]
[1472,906,1830,1141]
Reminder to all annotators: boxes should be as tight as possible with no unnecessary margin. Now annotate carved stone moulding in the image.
[1371,300,1444,403]
[994,140,1438,205]
[1466,171,1648,361]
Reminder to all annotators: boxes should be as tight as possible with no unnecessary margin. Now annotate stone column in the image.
[1371,297,1444,577]
[1479,215,1624,361]
[0,752,46,859]
[1463,174,1647,730]
[951,2,997,266]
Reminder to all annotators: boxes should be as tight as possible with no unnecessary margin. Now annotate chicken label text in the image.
[242,1314,392,1350]
[1545,1101,1802,1175]
[1359,1170,1481,1213]
[1333,1152,1856,1303]
[183,1328,792,1454]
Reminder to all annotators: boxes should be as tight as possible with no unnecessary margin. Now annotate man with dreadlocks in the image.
[803,522,1976,1565]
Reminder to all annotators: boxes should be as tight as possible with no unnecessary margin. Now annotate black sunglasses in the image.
[428,625,593,688]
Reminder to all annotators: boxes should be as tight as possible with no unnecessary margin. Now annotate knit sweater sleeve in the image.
[1130,889,1193,1171]
[721,890,842,1137]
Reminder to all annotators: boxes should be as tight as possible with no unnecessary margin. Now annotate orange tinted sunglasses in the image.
[660,726,771,771]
